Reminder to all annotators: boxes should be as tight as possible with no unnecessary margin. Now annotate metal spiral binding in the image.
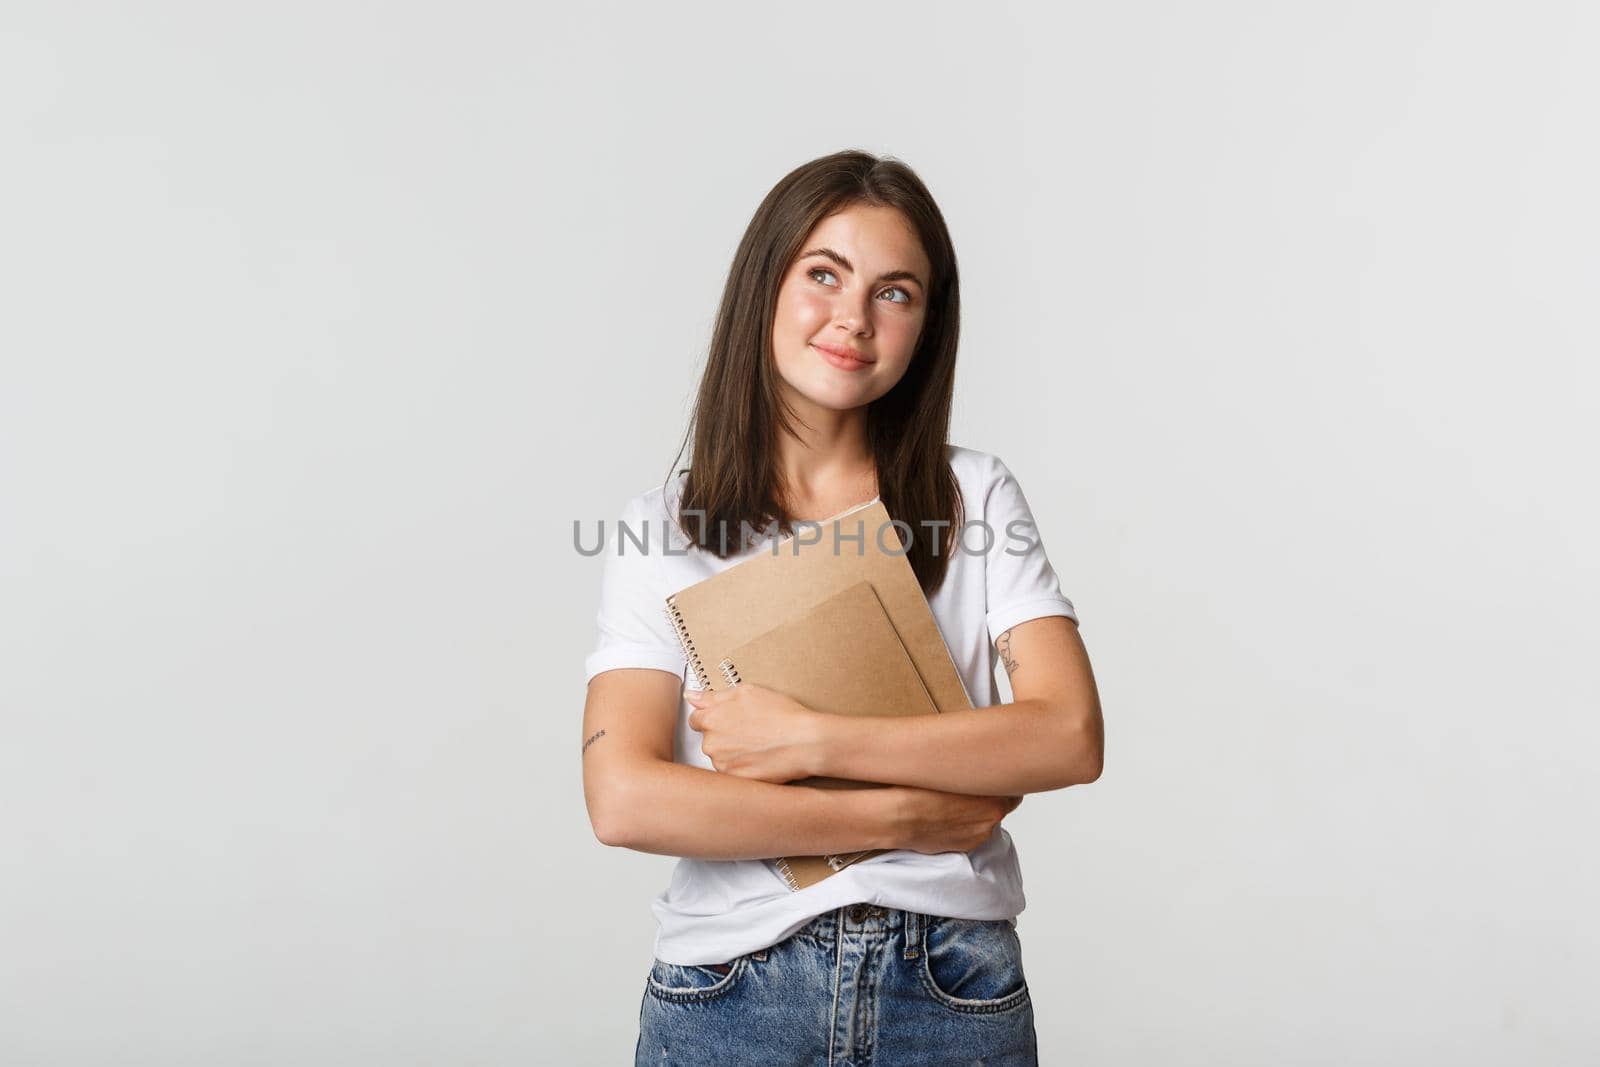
[772,857,802,892]
[717,658,741,687]
[663,596,711,690]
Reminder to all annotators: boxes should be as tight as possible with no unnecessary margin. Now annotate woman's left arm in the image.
[686,614,1103,795]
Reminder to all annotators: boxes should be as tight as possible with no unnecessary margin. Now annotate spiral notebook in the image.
[663,499,971,711]
[663,497,974,891]
[716,579,941,890]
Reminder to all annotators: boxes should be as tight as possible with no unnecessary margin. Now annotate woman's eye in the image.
[806,267,912,305]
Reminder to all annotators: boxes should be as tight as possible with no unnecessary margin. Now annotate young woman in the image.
[581,149,1104,1065]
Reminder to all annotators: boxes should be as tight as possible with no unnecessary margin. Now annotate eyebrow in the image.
[800,247,926,290]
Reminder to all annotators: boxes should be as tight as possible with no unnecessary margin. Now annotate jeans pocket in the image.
[918,916,1031,1014]
[644,954,749,1003]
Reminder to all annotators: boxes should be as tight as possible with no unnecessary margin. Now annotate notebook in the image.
[664,499,971,713]
[715,580,941,890]
[663,497,974,891]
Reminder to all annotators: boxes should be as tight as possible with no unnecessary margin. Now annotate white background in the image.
[3,3,1596,1064]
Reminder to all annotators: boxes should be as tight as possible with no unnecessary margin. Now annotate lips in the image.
[811,342,873,370]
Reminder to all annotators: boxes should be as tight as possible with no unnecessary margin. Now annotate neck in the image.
[773,394,876,509]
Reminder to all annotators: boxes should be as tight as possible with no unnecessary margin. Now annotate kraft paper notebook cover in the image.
[716,580,941,891]
[663,497,974,892]
[664,499,972,714]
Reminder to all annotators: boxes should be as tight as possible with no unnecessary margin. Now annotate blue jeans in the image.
[636,905,1038,1066]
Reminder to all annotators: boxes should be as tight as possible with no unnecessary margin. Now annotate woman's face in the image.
[770,202,932,416]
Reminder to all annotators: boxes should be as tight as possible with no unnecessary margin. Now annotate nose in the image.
[835,290,873,337]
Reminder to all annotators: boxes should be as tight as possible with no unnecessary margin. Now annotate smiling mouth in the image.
[811,342,873,368]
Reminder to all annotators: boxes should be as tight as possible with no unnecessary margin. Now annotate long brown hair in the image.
[664,149,964,596]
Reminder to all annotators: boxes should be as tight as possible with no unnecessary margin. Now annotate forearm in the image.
[596,758,898,859]
[816,698,1098,795]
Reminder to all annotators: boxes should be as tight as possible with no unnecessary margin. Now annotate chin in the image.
[783,381,865,413]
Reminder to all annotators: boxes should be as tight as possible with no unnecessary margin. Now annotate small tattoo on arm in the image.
[582,729,606,755]
[997,630,1020,676]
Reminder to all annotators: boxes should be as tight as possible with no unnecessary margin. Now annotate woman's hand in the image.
[684,684,827,784]
[874,786,1023,854]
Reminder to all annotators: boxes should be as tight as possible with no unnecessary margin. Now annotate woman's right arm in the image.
[582,668,1018,859]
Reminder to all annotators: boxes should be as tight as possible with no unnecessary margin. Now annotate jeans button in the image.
[847,904,868,923]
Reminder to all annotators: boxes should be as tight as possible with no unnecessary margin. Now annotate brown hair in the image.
[664,149,964,596]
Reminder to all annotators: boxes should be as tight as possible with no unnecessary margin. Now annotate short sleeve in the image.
[582,495,688,685]
[981,455,1078,646]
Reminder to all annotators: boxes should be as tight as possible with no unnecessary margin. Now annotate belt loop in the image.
[902,910,922,959]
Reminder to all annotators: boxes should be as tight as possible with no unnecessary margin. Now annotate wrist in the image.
[861,782,907,851]
[802,709,860,780]
[800,709,835,779]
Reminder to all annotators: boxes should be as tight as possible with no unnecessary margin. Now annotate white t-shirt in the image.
[582,443,1078,965]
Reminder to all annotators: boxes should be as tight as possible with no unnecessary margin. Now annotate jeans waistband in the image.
[794,904,927,943]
